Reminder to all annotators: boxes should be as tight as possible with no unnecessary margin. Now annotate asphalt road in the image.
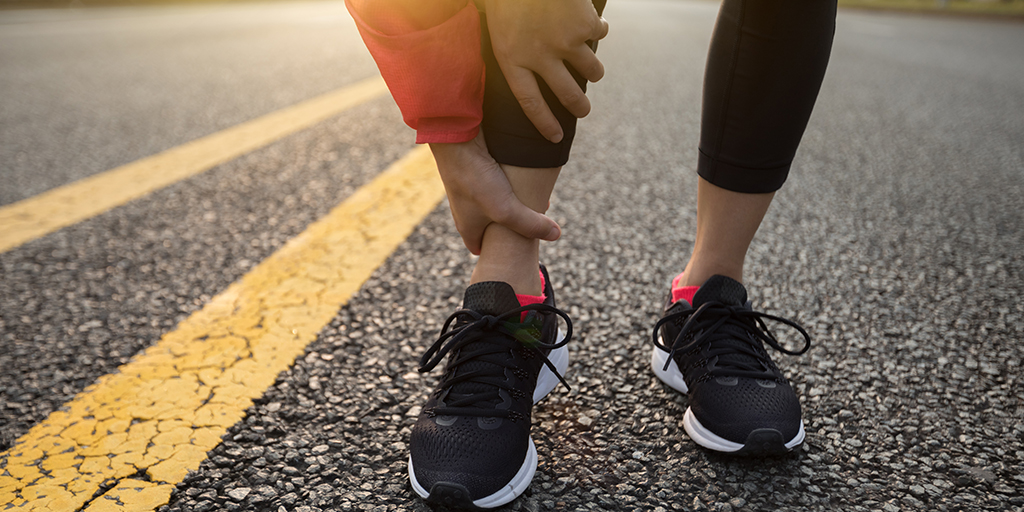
[2,0,1023,511]
[0,1,377,206]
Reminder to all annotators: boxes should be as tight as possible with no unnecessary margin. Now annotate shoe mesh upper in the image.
[464,282,522,316]
[410,414,526,496]
[688,276,765,374]
[410,266,566,501]
[689,377,802,443]
[656,275,810,447]
[446,282,525,401]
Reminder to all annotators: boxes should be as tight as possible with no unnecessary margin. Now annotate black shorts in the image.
[478,0,836,194]
[477,0,607,169]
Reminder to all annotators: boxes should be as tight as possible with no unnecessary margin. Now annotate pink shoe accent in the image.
[671,271,699,305]
[516,293,545,307]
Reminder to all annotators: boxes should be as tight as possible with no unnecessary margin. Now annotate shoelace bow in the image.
[652,301,812,380]
[418,303,573,420]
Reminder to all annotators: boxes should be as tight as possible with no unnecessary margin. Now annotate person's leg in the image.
[676,0,836,287]
[677,177,774,287]
[460,0,604,295]
[409,4,601,509]
[479,0,607,168]
[652,0,836,456]
[696,0,836,195]
[470,165,560,296]
[409,165,564,509]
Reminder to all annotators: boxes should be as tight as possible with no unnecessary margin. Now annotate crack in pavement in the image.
[0,146,444,511]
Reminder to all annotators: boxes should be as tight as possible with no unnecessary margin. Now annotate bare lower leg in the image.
[471,165,560,296]
[679,177,775,287]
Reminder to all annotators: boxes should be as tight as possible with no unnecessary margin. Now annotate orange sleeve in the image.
[345,0,485,144]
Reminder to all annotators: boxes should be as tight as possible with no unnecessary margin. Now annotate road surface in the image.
[1,1,1022,510]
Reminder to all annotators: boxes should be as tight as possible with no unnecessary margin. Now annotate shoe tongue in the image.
[463,281,522,315]
[691,275,748,308]
[690,276,762,373]
[447,282,522,406]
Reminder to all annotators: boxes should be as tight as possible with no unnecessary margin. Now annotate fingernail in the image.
[545,226,561,241]
[549,132,563,144]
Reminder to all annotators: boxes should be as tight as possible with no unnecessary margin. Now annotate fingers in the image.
[591,16,610,42]
[508,42,604,124]
[458,217,486,256]
[454,202,559,255]
[448,200,491,256]
[503,65,564,143]
[539,62,591,118]
[496,198,562,243]
[566,43,605,83]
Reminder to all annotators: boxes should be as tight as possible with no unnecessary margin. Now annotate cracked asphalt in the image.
[2,0,1023,511]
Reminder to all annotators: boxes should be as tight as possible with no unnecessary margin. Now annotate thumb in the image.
[501,200,562,242]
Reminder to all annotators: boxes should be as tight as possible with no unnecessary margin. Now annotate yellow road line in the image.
[0,145,445,511]
[0,75,389,254]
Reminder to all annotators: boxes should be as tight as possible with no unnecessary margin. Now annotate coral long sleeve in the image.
[345,0,485,144]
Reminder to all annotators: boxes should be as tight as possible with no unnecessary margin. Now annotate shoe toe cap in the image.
[689,378,803,444]
[410,415,529,500]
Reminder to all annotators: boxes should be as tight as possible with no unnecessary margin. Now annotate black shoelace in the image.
[418,304,573,420]
[652,301,812,381]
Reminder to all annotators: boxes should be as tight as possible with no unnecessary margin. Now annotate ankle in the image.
[676,264,743,289]
[471,262,542,296]
[472,222,543,295]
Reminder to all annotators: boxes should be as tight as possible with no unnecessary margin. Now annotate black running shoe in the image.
[408,266,571,509]
[651,275,811,455]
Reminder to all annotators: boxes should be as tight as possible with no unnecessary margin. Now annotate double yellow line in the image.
[0,77,447,511]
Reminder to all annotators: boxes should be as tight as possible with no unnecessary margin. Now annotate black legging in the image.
[479,0,836,194]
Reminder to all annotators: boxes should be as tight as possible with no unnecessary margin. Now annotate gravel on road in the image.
[2,1,1022,511]
[160,4,1023,511]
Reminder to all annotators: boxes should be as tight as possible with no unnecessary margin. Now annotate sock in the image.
[671,271,699,305]
[516,269,547,307]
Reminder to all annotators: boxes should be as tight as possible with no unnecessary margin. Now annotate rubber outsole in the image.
[408,440,538,510]
[652,345,805,455]
[423,482,475,510]
[408,332,567,509]
[683,407,805,455]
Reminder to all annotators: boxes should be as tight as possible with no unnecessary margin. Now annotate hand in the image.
[484,0,609,143]
[430,134,561,255]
